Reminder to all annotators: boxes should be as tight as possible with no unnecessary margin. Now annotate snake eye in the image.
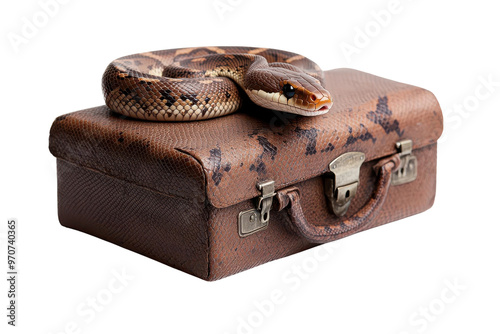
[282,83,295,99]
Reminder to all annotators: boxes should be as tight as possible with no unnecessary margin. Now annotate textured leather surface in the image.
[50,68,442,280]
[276,154,401,243]
[49,69,443,209]
[205,144,436,280]
[56,144,436,281]
[56,159,210,278]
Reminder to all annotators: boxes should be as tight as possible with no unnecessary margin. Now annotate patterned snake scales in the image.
[102,47,333,121]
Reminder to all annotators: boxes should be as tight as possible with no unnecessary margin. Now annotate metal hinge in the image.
[392,139,418,186]
[324,152,365,217]
[238,181,275,237]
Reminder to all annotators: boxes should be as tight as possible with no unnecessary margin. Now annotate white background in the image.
[1,0,499,333]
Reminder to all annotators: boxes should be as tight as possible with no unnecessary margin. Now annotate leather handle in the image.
[276,154,401,243]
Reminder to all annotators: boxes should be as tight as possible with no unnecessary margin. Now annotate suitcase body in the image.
[49,69,443,281]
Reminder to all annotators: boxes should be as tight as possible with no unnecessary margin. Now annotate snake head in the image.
[245,65,333,116]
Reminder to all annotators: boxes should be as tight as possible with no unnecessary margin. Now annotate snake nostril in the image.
[311,94,317,102]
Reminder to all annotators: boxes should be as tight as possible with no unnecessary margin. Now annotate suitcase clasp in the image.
[238,181,275,237]
[391,139,418,186]
[324,152,365,217]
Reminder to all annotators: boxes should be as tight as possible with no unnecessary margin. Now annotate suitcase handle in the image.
[276,153,401,243]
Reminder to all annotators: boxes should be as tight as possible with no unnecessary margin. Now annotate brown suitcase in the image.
[49,68,443,281]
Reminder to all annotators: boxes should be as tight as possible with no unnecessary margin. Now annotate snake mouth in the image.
[315,99,333,113]
[248,89,332,116]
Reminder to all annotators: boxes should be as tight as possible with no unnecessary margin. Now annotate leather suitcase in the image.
[49,68,443,281]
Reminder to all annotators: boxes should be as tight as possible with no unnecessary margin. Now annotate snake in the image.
[102,47,333,121]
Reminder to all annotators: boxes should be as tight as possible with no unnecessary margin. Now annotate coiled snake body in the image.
[102,47,332,121]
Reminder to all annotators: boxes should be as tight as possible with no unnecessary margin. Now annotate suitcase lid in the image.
[50,69,443,209]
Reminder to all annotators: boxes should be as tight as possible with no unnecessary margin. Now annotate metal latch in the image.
[324,152,365,217]
[238,181,275,237]
[392,139,418,186]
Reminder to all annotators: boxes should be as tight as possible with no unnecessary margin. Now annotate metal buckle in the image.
[324,152,365,217]
[392,139,418,186]
[238,181,275,237]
